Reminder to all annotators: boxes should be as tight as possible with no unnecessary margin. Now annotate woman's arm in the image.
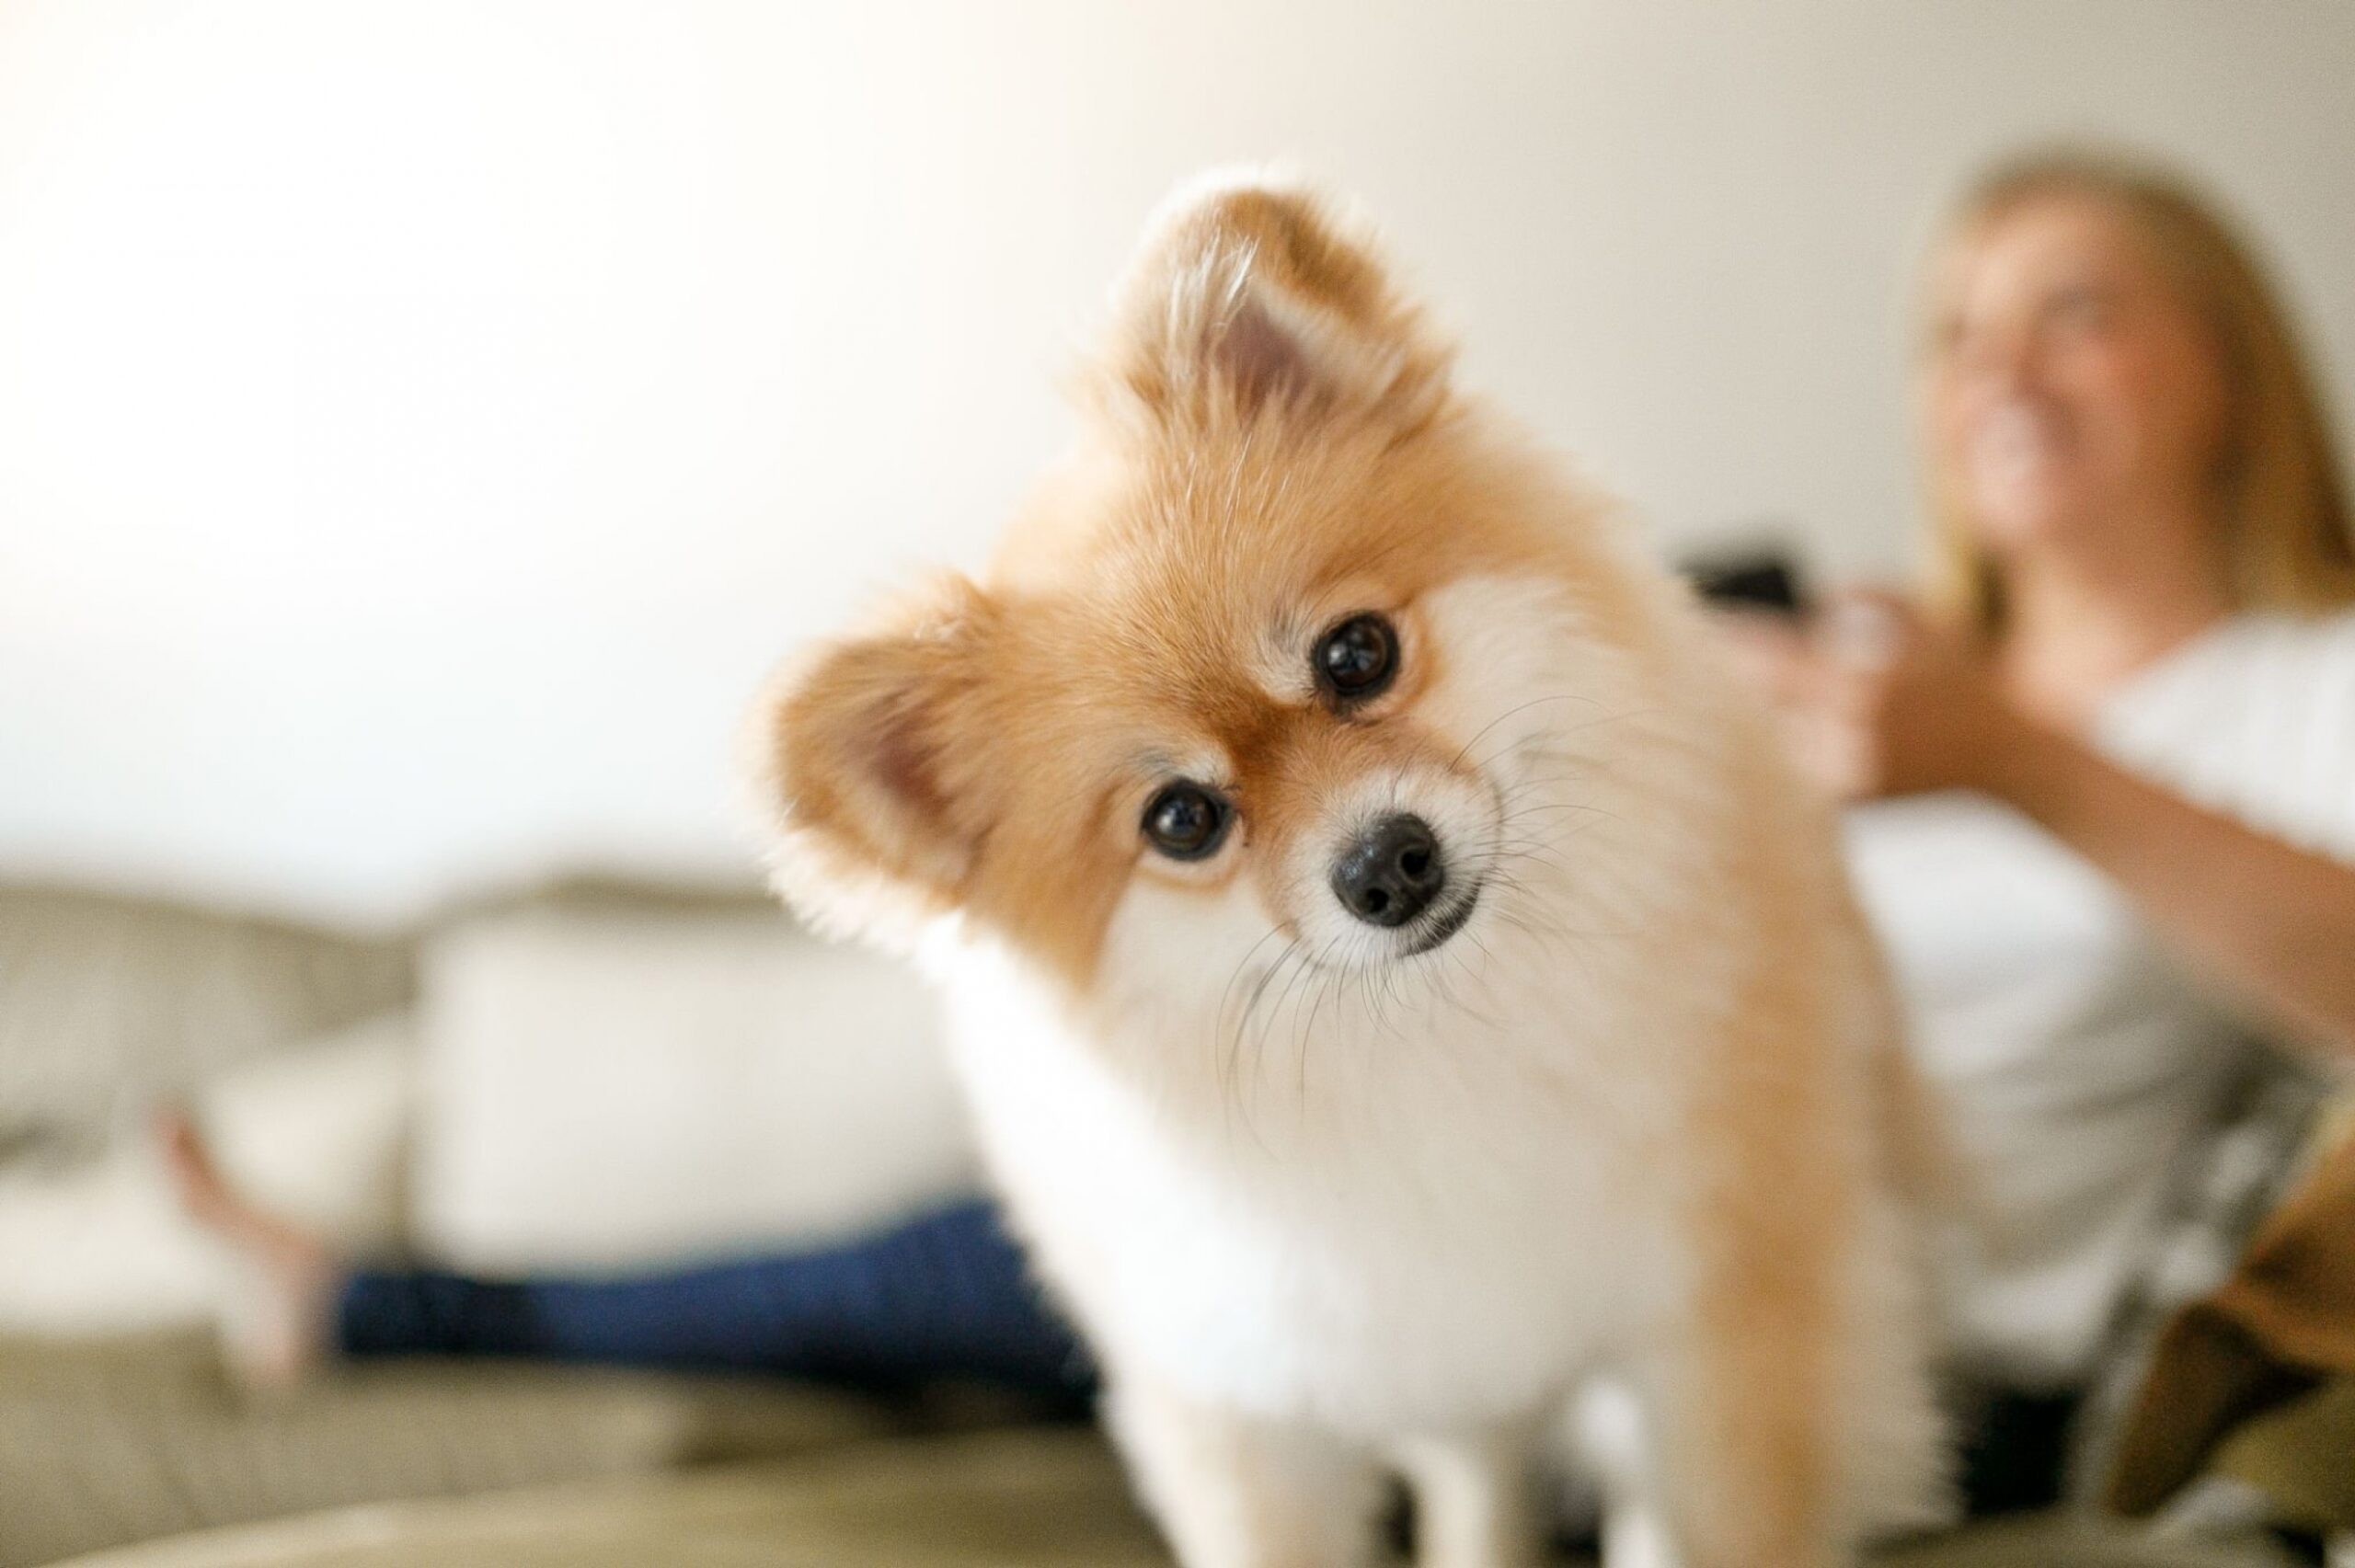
[1978,716,2355,1059]
[1722,600,2355,1060]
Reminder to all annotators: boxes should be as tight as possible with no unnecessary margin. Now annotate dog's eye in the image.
[1142,782,1231,861]
[1314,613,1397,702]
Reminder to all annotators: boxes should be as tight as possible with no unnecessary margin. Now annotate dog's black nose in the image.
[1331,814,1446,928]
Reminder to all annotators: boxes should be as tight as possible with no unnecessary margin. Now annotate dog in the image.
[753,174,1948,1567]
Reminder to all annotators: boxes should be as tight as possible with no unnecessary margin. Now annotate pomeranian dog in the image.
[754,175,1948,1567]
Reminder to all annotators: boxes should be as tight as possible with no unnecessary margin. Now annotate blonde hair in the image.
[1921,146,2355,631]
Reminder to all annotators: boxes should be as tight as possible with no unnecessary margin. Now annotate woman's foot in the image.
[156,1108,339,1387]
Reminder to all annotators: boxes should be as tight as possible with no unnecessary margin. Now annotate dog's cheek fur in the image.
[958,782,1145,997]
[1095,873,1281,1042]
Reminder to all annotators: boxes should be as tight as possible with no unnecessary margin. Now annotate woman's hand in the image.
[1715,591,2028,801]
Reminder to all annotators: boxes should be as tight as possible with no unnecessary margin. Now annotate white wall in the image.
[4,0,2352,925]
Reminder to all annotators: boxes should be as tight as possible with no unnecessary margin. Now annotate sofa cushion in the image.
[0,885,411,1161]
[407,890,977,1272]
[48,1428,1165,1568]
[44,1428,2302,1568]
[0,1329,911,1568]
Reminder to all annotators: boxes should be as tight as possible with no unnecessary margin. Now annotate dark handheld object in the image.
[1684,547,1810,617]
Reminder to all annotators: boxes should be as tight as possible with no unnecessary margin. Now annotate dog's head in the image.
[758,175,1678,1037]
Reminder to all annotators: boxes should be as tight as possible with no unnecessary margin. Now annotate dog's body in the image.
[759,176,1948,1566]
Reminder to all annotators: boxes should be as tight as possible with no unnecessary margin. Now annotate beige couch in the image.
[0,882,2322,1566]
[0,882,953,1563]
[45,1430,2315,1568]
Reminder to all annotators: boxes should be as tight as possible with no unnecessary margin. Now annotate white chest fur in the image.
[936,933,1688,1439]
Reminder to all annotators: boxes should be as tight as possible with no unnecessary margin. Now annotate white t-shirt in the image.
[1844,609,2355,1388]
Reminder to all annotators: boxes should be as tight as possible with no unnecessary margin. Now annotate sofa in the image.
[0,880,2342,1566]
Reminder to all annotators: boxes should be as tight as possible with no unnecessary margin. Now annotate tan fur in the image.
[755,175,1948,1567]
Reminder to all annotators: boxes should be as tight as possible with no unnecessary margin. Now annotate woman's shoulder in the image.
[2111,607,2355,723]
[2222,604,2355,670]
[2100,607,2355,862]
[2208,608,2355,747]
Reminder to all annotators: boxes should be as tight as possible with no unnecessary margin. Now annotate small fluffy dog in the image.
[755,176,1947,1567]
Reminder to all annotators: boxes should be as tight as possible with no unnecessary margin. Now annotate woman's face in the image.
[1927,192,2230,562]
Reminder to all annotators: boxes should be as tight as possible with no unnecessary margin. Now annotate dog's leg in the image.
[1108,1376,1383,1568]
[1392,1420,1542,1568]
[1608,944,1953,1568]
[1600,1506,1681,1568]
[1566,1379,1683,1568]
[1614,1217,1946,1568]
[1632,1285,1847,1568]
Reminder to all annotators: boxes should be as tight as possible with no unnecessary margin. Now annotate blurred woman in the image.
[1725,145,2355,1503]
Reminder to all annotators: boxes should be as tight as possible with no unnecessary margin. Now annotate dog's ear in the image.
[753,576,1005,948]
[1102,172,1453,432]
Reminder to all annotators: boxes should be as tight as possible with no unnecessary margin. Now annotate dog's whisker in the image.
[1217,925,1292,1039]
[1252,933,1327,1093]
[1292,938,1349,1104]
[1447,692,1603,773]
[1223,936,1304,1139]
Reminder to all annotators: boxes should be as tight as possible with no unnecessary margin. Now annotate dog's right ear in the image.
[753,576,1004,947]
[1098,171,1453,435]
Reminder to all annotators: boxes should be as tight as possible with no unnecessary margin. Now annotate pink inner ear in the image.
[873,705,949,823]
[1211,295,1318,412]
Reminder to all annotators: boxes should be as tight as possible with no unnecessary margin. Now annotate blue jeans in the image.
[342,1195,2059,1517]
[338,1196,1095,1405]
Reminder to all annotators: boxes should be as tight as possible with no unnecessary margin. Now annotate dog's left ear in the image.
[752,575,1006,950]
[1102,172,1453,433]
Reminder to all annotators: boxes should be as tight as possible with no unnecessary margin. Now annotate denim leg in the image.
[337,1196,1095,1401]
